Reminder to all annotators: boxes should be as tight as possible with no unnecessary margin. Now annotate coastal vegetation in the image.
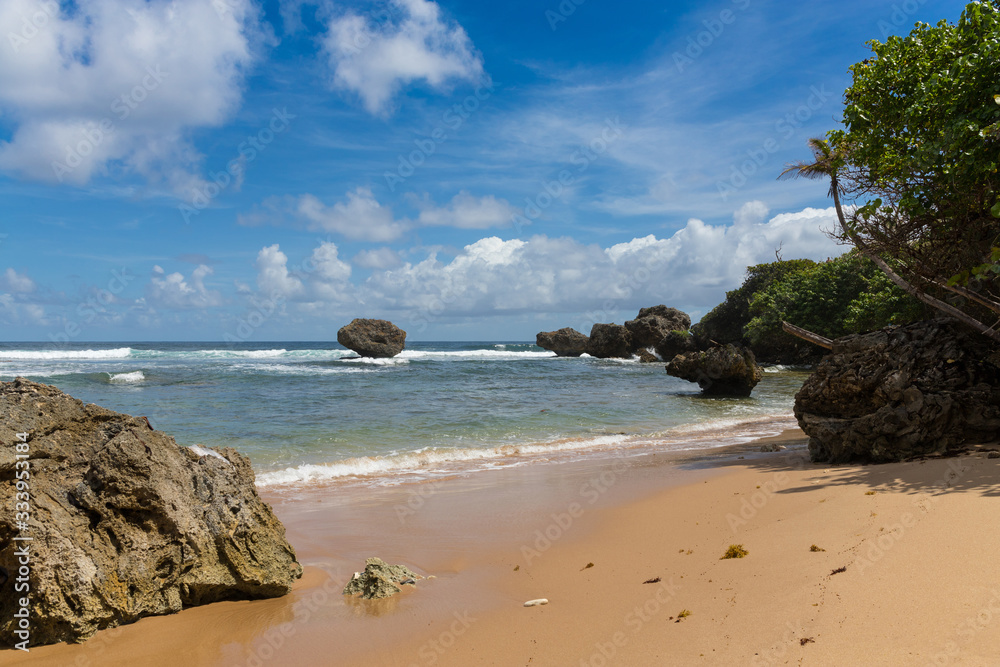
[782,1,1000,343]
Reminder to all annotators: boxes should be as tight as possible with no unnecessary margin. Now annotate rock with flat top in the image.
[588,323,634,359]
[536,328,589,357]
[0,378,302,646]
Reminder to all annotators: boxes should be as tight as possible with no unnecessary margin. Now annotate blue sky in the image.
[0,0,971,341]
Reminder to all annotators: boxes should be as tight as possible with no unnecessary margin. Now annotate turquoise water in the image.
[0,342,809,487]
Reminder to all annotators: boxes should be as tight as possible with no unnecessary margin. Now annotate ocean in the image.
[0,342,809,489]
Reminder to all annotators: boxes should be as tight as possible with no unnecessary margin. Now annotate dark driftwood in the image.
[782,321,833,349]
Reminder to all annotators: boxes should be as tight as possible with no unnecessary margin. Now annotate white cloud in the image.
[0,0,264,194]
[322,0,484,115]
[416,192,517,229]
[354,247,403,270]
[1,268,36,293]
[244,205,843,330]
[147,264,224,309]
[256,244,304,298]
[297,187,409,241]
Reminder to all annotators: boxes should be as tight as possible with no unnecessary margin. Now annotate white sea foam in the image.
[0,347,133,360]
[108,370,145,383]
[256,433,631,487]
[189,445,231,464]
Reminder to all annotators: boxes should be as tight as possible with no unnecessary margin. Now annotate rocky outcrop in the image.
[666,344,763,396]
[625,306,691,349]
[0,378,302,646]
[337,318,406,358]
[536,328,589,357]
[588,323,634,359]
[343,557,420,600]
[655,330,698,361]
[795,319,1000,463]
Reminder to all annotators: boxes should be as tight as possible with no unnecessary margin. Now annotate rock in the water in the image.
[655,330,698,360]
[343,557,420,600]
[536,328,589,357]
[587,323,634,359]
[625,306,691,349]
[337,318,406,358]
[637,349,659,363]
[666,344,763,397]
[794,319,1000,463]
[0,378,302,646]
[759,444,785,452]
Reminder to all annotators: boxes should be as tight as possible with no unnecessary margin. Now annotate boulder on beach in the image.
[343,557,420,600]
[536,328,590,357]
[337,318,407,358]
[0,378,302,646]
[666,344,763,397]
[625,306,691,349]
[795,319,1000,463]
[587,323,634,359]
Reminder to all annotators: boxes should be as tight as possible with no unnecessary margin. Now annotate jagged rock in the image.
[655,330,698,360]
[759,444,785,452]
[337,318,406,358]
[536,328,589,357]
[625,306,691,349]
[0,378,301,647]
[637,349,659,363]
[343,557,420,600]
[588,323,634,359]
[666,344,763,397]
[795,319,1000,463]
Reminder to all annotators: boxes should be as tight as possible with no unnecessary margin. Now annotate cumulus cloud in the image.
[248,205,845,327]
[240,189,514,240]
[416,192,517,229]
[256,245,305,298]
[322,0,484,115]
[354,247,403,270]
[297,187,408,242]
[0,0,263,194]
[1,268,36,293]
[147,264,224,309]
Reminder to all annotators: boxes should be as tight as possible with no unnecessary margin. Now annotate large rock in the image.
[666,344,763,396]
[588,323,634,359]
[795,319,1000,463]
[338,318,406,358]
[655,330,698,360]
[0,379,302,646]
[536,328,589,357]
[625,306,691,349]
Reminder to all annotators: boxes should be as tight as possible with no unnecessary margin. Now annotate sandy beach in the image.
[9,429,1000,667]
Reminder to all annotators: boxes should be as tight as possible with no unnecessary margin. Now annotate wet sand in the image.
[10,430,1000,666]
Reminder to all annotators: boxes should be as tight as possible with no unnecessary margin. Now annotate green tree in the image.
[782,2,1000,343]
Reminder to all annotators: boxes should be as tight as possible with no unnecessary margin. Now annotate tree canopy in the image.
[784,1,1000,342]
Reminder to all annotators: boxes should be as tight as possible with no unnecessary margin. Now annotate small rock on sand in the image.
[524,599,549,607]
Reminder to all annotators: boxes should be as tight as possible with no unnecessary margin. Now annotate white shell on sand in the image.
[523,599,549,607]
